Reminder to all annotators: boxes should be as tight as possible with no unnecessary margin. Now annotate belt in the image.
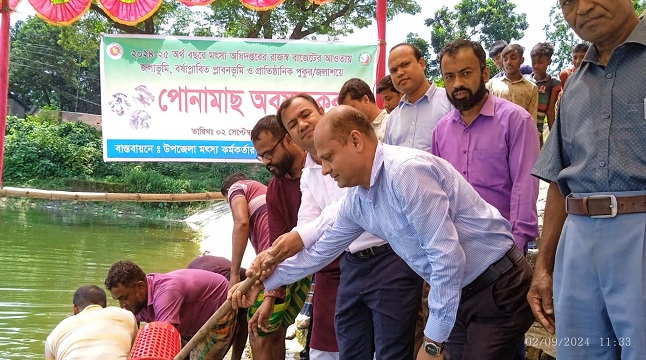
[461,246,523,299]
[350,243,392,259]
[565,194,646,218]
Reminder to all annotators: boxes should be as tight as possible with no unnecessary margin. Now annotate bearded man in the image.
[431,38,540,255]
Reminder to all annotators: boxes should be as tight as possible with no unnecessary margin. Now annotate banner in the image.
[100,34,377,162]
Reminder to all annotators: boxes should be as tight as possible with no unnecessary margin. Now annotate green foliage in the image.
[423,0,528,78]
[486,58,501,78]
[543,4,582,74]
[9,18,101,114]
[406,32,432,78]
[3,114,271,196]
[4,115,103,182]
[635,0,646,15]
[206,0,420,40]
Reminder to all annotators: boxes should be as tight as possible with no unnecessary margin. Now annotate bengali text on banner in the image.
[100,34,377,162]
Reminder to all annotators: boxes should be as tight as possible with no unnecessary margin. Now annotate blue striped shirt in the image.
[265,143,514,342]
[384,83,453,152]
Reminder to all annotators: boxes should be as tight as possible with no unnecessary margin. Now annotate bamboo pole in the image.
[0,187,225,202]
[0,0,10,188]
[174,274,259,360]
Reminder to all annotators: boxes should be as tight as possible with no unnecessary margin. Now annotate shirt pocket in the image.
[470,149,510,189]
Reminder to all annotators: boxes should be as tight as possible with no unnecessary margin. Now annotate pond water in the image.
[0,206,202,359]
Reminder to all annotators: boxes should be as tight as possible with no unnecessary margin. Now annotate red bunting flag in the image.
[98,0,164,26]
[28,0,92,26]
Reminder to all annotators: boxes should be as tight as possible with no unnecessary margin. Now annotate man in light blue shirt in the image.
[384,43,453,152]
[232,106,534,359]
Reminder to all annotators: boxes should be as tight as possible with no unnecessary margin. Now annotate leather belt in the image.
[462,246,523,299]
[565,194,646,218]
[350,243,392,259]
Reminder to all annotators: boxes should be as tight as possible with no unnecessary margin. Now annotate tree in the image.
[205,0,420,39]
[406,32,432,76]
[634,0,646,15]
[545,0,645,74]
[9,19,101,114]
[423,0,528,78]
[79,0,420,38]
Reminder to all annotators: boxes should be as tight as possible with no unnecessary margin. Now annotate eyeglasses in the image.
[255,135,285,161]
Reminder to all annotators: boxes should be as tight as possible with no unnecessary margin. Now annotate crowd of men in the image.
[45,1,645,359]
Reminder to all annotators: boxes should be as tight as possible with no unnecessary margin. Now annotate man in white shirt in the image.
[338,78,389,141]
[45,285,138,360]
[256,93,422,360]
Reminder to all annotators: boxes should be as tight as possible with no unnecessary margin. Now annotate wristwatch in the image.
[424,339,444,356]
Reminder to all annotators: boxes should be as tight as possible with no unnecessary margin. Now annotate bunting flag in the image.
[178,0,216,6]
[239,0,286,11]
[9,0,22,11]
[20,0,334,27]
[28,0,91,26]
[240,0,333,11]
[98,0,163,26]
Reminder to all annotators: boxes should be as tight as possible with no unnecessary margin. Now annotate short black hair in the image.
[572,43,590,54]
[276,94,322,133]
[439,38,488,72]
[250,115,285,142]
[530,42,554,58]
[376,75,399,95]
[220,173,248,196]
[390,43,423,60]
[489,40,508,58]
[105,260,146,290]
[73,285,107,310]
[338,78,376,104]
[502,44,524,58]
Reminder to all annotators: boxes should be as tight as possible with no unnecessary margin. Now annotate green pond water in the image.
[0,206,202,359]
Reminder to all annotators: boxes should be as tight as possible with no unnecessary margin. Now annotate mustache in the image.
[451,87,472,96]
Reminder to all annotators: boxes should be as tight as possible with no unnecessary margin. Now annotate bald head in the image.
[314,106,377,189]
[315,105,377,146]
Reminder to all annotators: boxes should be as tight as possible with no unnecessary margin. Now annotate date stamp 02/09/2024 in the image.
[525,337,632,348]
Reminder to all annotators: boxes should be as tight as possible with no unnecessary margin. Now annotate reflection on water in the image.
[0,207,202,359]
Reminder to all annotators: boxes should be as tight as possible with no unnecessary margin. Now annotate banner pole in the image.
[375,0,386,109]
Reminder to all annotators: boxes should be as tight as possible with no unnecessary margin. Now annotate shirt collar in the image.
[528,73,552,83]
[305,152,320,169]
[449,94,495,124]
[81,304,103,313]
[399,82,437,107]
[372,109,388,126]
[502,76,528,84]
[146,274,154,306]
[585,17,646,65]
[369,143,385,188]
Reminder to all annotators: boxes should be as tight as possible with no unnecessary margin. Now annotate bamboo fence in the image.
[0,187,225,202]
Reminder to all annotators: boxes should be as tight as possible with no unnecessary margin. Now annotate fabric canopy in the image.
[22,0,334,25]
[28,0,92,26]
[240,0,329,11]
[178,0,216,7]
[9,0,21,11]
[239,0,286,11]
[98,0,164,26]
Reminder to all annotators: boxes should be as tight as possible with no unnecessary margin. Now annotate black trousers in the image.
[445,256,535,360]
